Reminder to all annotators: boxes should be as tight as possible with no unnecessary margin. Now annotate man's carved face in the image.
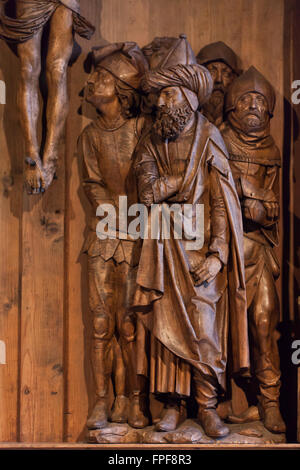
[206,61,235,92]
[86,67,116,108]
[202,61,236,124]
[154,86,193,141]
[233,92,269,132]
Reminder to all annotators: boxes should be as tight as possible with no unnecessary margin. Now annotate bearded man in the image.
[78,42,149,430]
[222,66,286,434]
[197,41,240,128]
[133,63,250,438]
[0,0,94,193]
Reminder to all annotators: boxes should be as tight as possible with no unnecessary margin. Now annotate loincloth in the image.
[0,0,95,42]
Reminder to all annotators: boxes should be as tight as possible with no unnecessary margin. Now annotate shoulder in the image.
[79,120,97,139]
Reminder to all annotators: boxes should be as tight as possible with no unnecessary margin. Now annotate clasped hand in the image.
[191,255,222,285]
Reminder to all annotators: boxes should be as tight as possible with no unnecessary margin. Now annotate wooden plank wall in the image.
[0,0,287,442]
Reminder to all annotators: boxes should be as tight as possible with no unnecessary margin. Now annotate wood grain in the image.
[19,156,65,441]
[0,0,291,443]
[0,41,22,442]
[65,0,285,439]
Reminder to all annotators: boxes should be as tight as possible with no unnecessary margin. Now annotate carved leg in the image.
[43,4,74,190]
[110,336,128,424]
[87,256,119,430]
[194,370,229,438]
[17,30,44,194]
[250,266,286,434]
[117,262,150,428]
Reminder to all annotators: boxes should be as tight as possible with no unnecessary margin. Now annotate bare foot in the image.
[43,159,57,190]
[25,157,45,195]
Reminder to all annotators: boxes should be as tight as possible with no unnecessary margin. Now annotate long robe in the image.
[133,112,250,394]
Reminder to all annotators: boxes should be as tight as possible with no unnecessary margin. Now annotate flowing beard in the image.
[202,88,225,123]
[154,103,193,141]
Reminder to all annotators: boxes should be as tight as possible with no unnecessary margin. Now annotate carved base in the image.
[87,419,286,445]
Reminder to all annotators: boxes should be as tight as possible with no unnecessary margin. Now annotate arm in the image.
[77,128,117,211]
[191,167,230,285]
[134,145,183,206]
[208,167,230,265]
[241,166,279,227]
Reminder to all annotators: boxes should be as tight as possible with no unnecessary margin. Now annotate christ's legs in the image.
[43,5,74,189]
[17,31,44,194]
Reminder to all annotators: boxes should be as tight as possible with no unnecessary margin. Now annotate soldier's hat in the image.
[196,41,239,75]
[142,34,196,69]
[225,66,276,116]
[92,42,148,91]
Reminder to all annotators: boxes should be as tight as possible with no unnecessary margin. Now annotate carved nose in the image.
[216,70,222,83]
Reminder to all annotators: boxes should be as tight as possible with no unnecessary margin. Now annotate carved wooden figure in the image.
[0,0,94,194]
[197,41,240,128]
[222,66,286,434]
[132,62,250,438]
[77,42,149,431]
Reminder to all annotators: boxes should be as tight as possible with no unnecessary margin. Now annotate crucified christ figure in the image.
[0,0,94,194]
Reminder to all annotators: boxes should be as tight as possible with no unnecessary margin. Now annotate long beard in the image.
[202,88,225,124]
[154,103,193,141]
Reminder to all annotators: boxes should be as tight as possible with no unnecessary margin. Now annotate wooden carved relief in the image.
[0,0,298,447]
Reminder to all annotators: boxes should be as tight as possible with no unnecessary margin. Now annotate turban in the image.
[196,41,239,75]
[141,63,213,111]
[142,34,196,69]
[225,66,276,116]
[91,42,149,91]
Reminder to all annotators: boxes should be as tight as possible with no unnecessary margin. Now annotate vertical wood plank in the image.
[20,176,65,442]
[0,42,22,442]
[64,0,102,442]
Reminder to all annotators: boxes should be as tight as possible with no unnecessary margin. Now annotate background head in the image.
[197,41,240,93]
[225,66,276,134]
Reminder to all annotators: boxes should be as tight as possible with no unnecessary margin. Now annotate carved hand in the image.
[191,255,222,285]
[263,201,279,219]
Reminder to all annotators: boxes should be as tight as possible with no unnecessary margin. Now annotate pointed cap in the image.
[196,41,239,74]
[225,66,276,116]
[142,34,196,69]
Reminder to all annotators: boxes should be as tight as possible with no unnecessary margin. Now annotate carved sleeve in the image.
[78,128,116,210]
[135,158,183,207]
[264,165,279,204]
[208,168,230,265]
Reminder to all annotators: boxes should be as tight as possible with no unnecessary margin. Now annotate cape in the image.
[133,113,250,379]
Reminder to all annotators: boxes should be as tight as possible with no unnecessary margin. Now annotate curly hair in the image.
[115,80,142,119]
